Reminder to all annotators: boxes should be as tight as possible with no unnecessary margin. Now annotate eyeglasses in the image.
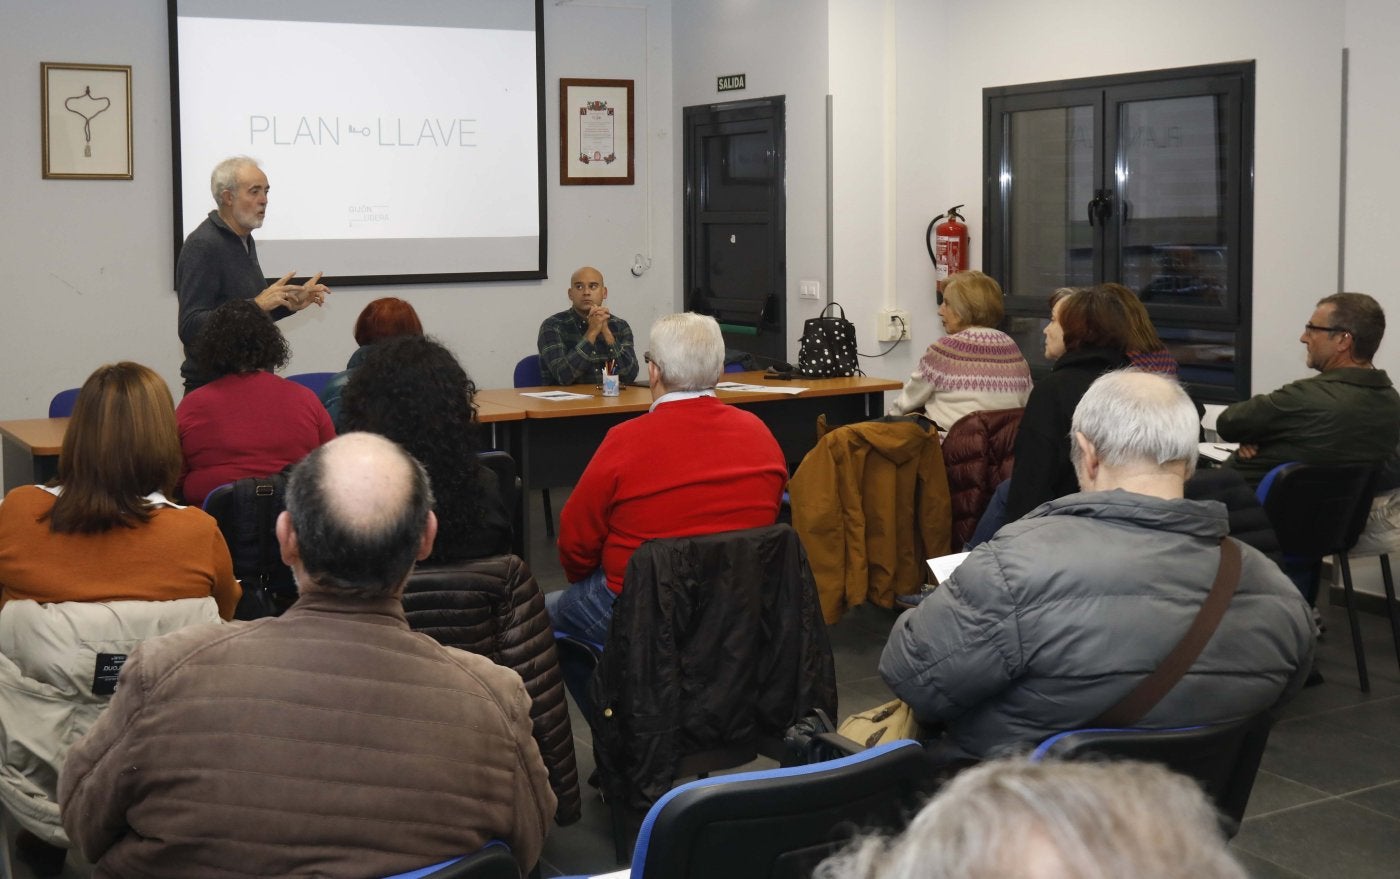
[643,351,653,364]
[1304,323,1350,336]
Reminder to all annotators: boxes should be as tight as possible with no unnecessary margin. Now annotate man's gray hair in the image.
[210,156,260,205]
[648,312,725,392]
[284,433,435,599]
[1318,292,1386,362]
[1070,369,1199,477]
[815,758,1247,879]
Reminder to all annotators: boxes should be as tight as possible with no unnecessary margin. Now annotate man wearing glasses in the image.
[1217,292,1398,487]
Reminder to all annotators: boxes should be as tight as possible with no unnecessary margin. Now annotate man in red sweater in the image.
[547,313,788,646]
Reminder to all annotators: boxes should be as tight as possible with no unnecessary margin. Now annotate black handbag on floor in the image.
[798,302,859,378]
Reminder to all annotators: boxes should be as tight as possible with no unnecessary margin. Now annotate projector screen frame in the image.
[165,0,548,287]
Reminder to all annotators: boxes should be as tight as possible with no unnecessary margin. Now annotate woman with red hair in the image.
[319,297,424,429]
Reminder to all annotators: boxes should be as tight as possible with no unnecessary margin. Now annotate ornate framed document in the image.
[41,62,133,180]
[559,77,634,186]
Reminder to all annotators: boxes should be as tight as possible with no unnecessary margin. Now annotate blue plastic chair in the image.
[1030,714,1273,838]
[48,388,80,417]
[380,841,516,878]
[577,739,935,878]
[512,355,553,537]
[286,371,337,396]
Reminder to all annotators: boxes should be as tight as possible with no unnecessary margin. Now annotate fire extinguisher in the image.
[925,204,969,284]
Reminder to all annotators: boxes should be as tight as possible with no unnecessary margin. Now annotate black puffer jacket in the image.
[589,525,837,812]
[401,555,581,825]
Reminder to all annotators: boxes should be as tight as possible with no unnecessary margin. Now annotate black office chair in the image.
[203,474,297,620]
[1256,462,1380,691]
[625,739,938,879]
[511,354,554,538]
[379,842,519,879]
[1031,712,1274,839]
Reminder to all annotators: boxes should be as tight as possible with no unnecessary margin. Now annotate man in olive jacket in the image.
[1217,292,1399,486]
[60,433,555,878]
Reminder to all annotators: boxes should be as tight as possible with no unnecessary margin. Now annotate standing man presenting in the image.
[536,265,639,385]
[176,156,332,392]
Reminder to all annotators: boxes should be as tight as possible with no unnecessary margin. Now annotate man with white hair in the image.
[176,155,332,391]
[881,370,1315,760]
[61,433,555,877]
[548,312,787,643]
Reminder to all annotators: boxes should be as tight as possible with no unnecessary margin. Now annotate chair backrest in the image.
[285,371,337,396]
[203,475,297,617]
[477,450,522,557]
[1257,462,1378,557]
[49,387,80,418]
[379,842,518,879]
[1031,712,1274,837]
[631,739,938,879]
[589,523,838,814]
[512,355,544,388]
[942,407,1024,551]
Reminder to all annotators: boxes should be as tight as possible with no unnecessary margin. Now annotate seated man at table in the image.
[1217,292,1399,486]
[880,370,1315,762]
[60,433,555,877]
[548,313,787,647]
[536,265,640,385]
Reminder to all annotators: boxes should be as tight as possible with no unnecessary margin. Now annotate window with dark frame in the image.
[984,61,1254,402]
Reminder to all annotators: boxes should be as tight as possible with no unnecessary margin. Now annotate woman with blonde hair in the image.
[0,361,238,873]
[888,270,1032,429]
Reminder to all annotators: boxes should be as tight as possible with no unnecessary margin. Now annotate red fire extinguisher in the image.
[925,204,969,284]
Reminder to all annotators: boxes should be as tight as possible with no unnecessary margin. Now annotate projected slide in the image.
[171,1,544,282]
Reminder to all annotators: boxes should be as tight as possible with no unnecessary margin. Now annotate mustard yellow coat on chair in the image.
[789,419,952,623]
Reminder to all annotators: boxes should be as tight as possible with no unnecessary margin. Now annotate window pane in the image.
[1006,105,1095,298]
[1117,95,1228,308]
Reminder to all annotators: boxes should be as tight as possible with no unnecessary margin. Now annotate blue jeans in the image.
[966,479,1011,549]
[545,570,615,720]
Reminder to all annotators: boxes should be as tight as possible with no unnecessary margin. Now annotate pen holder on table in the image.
[601,372,620,396]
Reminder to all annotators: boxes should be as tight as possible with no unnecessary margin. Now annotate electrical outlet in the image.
[799,279,821,300]
[876,308,911,342]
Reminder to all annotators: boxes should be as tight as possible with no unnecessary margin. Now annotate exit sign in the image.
[717,74,746,92]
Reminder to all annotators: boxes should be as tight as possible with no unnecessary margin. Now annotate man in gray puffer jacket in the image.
[881,370,1316,761]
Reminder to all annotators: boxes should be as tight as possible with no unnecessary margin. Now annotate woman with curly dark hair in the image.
[177,299,335,506]
[341,336,510,561]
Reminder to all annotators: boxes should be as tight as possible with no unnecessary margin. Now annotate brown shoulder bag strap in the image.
[1088,537,1243,728]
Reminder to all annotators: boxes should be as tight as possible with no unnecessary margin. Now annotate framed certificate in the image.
[559,77,634,186]
[41,62,133,180]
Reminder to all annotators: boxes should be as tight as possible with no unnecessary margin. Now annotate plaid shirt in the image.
[536,308,639,385]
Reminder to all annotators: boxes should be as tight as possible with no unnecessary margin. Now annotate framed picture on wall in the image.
[41,62,133,180]
[560,77,634,185]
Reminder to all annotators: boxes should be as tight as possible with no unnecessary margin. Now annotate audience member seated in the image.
[1055,283,1180,376]
[881,371,1315,762]
[341,335,511,562]
[319,296,423,430]
[815,758,1249,879]
[60,433,556,877]
[176,299,335,506]
[1217,292,1398,486]
[548,313,787,645]
[887,270,1031,430]
[970,284,1135,542]
[0,362,238,875]
[537,265,640,385]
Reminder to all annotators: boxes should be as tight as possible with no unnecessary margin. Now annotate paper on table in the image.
[519,390,594,401]
[587,871,631,879]
[926,551,970,584]
[716,381,808,395]
[1198,441,1239,463]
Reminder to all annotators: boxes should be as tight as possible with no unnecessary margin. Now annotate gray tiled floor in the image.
[8,489,1400,878]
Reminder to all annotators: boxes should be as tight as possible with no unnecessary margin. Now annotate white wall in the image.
[671,0,830,360]
[0,0,675,421]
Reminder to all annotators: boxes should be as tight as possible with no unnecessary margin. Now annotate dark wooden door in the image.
[683,96,786,364]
